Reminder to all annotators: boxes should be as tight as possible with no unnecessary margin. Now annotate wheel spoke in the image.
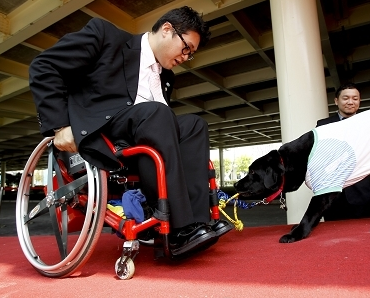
[49,204,67,259]
[23,197,50,224]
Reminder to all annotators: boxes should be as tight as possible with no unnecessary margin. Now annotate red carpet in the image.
[1,219,370,297]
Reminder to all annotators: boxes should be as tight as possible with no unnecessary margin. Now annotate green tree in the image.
[211,158,232,180]
[211,155,252,186]
[235,155,252,174]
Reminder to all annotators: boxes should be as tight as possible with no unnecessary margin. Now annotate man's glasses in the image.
[170,24,195,61]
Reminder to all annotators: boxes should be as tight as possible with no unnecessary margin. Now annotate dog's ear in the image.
[266,150,285,173]
[263,150,284,190]
[264,167,278,190]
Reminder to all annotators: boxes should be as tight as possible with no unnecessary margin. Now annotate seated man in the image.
[29,6,231,256]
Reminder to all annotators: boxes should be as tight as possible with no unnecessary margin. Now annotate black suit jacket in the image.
[316,113,370,206]
[29,18,175,169]
[316,113,340,126]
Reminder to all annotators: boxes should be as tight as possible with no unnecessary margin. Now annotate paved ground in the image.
[0,199,287,237]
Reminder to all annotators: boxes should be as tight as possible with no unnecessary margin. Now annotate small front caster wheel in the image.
[115,257,135,280]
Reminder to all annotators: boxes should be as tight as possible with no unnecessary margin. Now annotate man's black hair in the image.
[335,82,359,98]
[151,6,211,47]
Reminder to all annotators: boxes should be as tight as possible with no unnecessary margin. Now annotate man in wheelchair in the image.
[29,6,232,257]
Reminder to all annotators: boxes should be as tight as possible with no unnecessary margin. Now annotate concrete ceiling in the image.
[0,0,370,171]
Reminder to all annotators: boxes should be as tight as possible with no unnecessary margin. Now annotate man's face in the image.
[334,88,360,117]
[156,23,200,70]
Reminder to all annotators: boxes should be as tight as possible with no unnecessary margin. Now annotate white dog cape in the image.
[305,109,370,196]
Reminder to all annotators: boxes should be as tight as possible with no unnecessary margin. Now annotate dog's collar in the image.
[263,156,285,204]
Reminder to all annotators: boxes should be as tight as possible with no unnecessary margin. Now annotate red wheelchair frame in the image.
[16,136,220,279]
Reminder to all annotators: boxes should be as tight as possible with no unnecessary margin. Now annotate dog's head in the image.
[234,150,285,199]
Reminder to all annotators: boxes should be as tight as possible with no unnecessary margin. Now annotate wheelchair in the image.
[16,136,221,279]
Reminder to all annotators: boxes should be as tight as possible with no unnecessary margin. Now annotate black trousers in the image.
[323,175,370,221]
[103,102,211,229]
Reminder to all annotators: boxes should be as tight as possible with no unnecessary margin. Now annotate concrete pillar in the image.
[0,161,6,208]
[1,161,5,187]
[219,147,224,187]
[270,0,328,224]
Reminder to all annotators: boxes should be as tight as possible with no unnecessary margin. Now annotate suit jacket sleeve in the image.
[29,18,130,136]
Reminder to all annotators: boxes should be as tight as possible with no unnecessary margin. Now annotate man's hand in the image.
[53,126,78,152]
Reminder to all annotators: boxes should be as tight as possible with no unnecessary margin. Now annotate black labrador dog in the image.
[234,111,370,243]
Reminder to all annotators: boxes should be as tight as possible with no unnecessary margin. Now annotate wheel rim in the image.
[16,137,106,275]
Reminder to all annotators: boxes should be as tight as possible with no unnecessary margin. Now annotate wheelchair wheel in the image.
[115,257,135,280]
[16,137,107,278]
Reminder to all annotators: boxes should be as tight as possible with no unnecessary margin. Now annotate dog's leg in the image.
[279,192,340,243]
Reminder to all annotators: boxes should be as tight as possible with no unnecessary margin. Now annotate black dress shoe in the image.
[209,219,233,237]
[137,228,157,246]
[169,223,217,256]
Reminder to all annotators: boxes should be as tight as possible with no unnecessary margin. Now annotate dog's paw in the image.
[279,234,296,243]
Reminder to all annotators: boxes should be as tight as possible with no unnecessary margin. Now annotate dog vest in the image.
[305,110,370,196]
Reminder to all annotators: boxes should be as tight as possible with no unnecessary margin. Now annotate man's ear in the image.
[162,22,173,35]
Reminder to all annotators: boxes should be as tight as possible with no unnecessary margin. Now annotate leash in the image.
[218,190,287,232]
[218,193,244,231]
[218,156,287,230]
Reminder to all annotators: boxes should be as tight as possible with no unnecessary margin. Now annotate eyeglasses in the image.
[171,24,195,61]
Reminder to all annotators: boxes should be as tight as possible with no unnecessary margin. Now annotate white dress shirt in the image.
[134,32,166,105]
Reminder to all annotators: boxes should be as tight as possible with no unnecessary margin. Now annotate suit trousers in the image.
[102,102,211,229]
